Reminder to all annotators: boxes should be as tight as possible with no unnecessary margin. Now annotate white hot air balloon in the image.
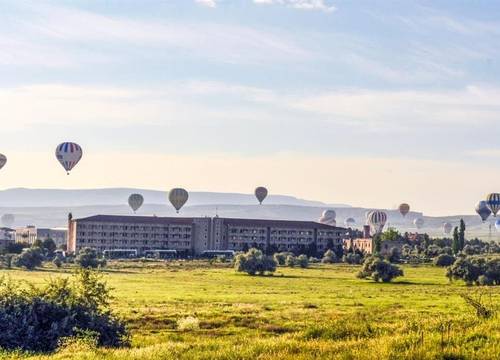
[128,194,144,213]
[255,187,268,205]
[1,214,15,228]
[399,203,410,217]
[319,210,337,226]
[414,218,424,230]
[367,211,387,234]
[169,188,189,213]
[443,222,453,235]
[55,142,83,175]
[344,217,356,228]
[0,154,7,171]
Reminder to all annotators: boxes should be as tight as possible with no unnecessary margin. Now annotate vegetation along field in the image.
[0,260,498,360]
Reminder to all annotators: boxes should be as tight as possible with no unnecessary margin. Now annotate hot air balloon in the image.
[443,222,453,235]
[414,218,424,230]
[495,219,500,232]
[255,187,268,205]
[486,193,500,217]
[399,203,410,217]
[475,201,492,222]
[344,217,356,228]
[319,210,336,226]
[0,154,7,170]
[1,214,14,228]
[367,210,387,234]
[55,142,83,175]
[128,194,144,213]
[169,188,189,213]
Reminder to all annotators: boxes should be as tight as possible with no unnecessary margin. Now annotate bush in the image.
[53,257,63,268]
[234,248,277,276]
[357,256,403,282]
[273,252,287,266]
[342,253,362,265]
[321,249,337,264]
[434,254,455,267]
[285,255,297,267]
[296,254,309,268]
[0,269,128,352]
[75,247,107,269]
[13,247,44,270]
[446,257,484,285]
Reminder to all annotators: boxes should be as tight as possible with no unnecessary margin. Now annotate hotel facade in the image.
[68,214,348,256]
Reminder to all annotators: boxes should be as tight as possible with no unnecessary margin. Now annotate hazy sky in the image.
[1,0,500,215]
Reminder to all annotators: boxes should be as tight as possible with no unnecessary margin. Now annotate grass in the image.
[0,261,499,359]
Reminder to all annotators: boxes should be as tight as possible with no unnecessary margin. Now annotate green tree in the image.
[75,248,106,269]
[381,228,401,242]
[452,227,460,255]
[13,247,44,270]
[356,256,404,282]
[458,219,466,251]
[373,233,382,254]
[41,238,57,257]
[234,248,277,276]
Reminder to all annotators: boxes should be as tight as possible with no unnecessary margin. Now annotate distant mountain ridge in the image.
[0,188,351,208]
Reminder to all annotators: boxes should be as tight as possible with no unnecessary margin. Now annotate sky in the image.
[1,0,500,216]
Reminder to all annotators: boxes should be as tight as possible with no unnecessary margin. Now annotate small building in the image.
[15,226,38,244]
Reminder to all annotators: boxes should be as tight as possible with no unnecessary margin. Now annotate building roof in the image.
[220,217,347,231]
[0,227,15,232]
[75,214,199,225]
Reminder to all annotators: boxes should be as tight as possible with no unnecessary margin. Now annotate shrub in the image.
[321,249,337,264]
[446,257,484,285]
[342,253,362,265]
[53,257,63,268]
[13,247,44,270]
[357,256,403,282]
[0,269,128,352]
[296,254,309,268]
[273,252,287,265]
[434,254,455,267]
[234,248,277,276]
[75,247,106,269]
[177,316,200,331]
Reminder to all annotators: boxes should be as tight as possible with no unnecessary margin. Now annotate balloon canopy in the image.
[55,142,83,175]
[169,188,189,213]
[254,187,268,205]
[398,203,410,217]
[128,194,144,213]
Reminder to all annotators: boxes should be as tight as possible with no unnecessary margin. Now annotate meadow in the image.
[0,261,498,360]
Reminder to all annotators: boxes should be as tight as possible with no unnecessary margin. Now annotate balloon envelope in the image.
[486,193,500,217]
[414,218,424,229]
[169,188,189,213]
[319,210,337,226]
[344,217,356,228]
[399,203,410,217]
[0,154,7,170]
[1,214,14,227]
[443,222,453,235]
[55,142,83,174]
[367,211,387,234]
[255,187,268,204]
[128,194,144,213]
[475,201,492,222]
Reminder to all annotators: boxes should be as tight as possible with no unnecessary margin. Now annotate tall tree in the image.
[458,219,466,251]
[452,227,460,255]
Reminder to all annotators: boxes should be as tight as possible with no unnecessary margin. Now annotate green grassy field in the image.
[1,262,499,359]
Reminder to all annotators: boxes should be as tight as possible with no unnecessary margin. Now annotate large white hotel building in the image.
[68,214,347,256]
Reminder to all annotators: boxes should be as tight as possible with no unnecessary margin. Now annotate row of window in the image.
[78,232,190,239]
[79,239,191,247]
[78,224,192,232]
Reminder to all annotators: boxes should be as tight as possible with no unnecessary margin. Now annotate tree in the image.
[306,241,318,257]
[357,256,403,282]
[296,254,309,268]
[234,248,276,276]
[53,257,63,268]
[381,228,401,242]
[75,248,106,269]
[321,249,337,264]
[4,242,29,254]
[452,227,460,255]
[342,253,362,264]
[446,257,483,285]
[458,219,466,252]
[41,238,57,258]
[13,247,44,270]
[273,252,288,266]
[373,234,382,254]
[433,254,455,267]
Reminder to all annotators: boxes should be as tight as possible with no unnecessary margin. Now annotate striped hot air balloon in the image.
[169,188,189,213]
[55,142,83,175]
[399,203,410,217]
[319,209,336,226]
[128,194,144,213]
[255,187,268,205]
[475,201,492,222]
[486,193,500,217]
[443,222,453,235]
[0,154,7,170]
[367,210,387,234]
